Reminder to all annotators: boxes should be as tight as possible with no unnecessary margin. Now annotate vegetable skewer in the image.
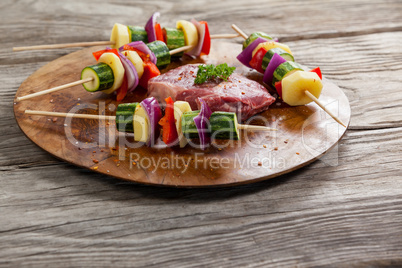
[24,110,276,131]
[24,97,277,150]
[16,44,191,102]
[12,34,240,52]
[13,11,240,53]
[16,11,233,103]
[231,24,347,128]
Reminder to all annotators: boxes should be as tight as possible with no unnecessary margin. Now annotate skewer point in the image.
[17,77,93,102]
[231,24,248,40]
[304,90,347,128]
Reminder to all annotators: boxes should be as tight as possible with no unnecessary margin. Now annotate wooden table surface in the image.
[1,0,401,267]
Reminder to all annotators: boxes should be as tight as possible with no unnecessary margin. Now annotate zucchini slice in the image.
[261,47,294,71]
[127,25,148,43]
[181,111,239,140]
[163,27,185,57]
[81,63,114,92]
[116,102,139,133]
[242,32,273,50]
[272,61,304,87]
[97,52,125,94]
[181,111,202,139]
[210,112,239,140]
[147,41,171,68]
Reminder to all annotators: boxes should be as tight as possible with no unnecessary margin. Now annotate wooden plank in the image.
[2,0,401,48]
[0,128,401,266]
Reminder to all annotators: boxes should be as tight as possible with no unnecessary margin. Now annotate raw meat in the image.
[147,64,275,120]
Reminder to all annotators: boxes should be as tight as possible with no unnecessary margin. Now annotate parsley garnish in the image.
[194,63,236,84]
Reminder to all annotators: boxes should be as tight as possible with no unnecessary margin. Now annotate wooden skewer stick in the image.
[169,45,194,55]
[231,24,347,128]
[25,110,115,120]
[237,124,277,131]
[13,41,115,52]
[24,110,277,131]
[16,46,193,102]
[211,33,241,39]
[16,77,94,102]
[13,34,240,52]
[231,24,248,40]
[304,91,347,128]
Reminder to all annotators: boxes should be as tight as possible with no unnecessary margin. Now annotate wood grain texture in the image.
[1,0,401,267]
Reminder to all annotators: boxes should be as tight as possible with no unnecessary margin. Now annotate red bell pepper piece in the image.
[274,81,282,98]
[92,48,120,61]
[199,21,211,55]
[158,97,179,146]
[249,47,267,74]
[309,67,322,79]
[92,48,119,61]
[155,23,165,42]
[139,61,161,89]
[162,28,168,45]
[116,73,128,101]
[122,45,151,63]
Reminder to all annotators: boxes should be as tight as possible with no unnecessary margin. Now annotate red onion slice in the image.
[140,97,162,147]
[117,51,138,92]
[193,98,212,150]
[263,53,287,86]
[186,19,205,57]
[119,41,157,65]
[145,12,160,43]
[237,37,268,68]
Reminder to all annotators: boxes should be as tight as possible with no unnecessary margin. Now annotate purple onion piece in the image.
[193,98,212,150]
[119,41,157,65]
[117,51,138,92]
[263,53,287,86]
[236,37,268,68]
[145,12,160,43]
[140,97,162,147]
[186,19,205,57]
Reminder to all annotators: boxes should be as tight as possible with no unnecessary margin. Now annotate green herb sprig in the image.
[194,63,236,84]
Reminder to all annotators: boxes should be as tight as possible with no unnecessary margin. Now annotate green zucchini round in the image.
[81,63,114,92]
[210,112,239,140]
[181,111,239,140]
[262,47,294,71]
[242,32,273,50]
[115,103,139,133]
[162,27,185,57]
[181,111,202,139]
[147,41,171,69]
[272,61,304,87]
[127,26,148,43]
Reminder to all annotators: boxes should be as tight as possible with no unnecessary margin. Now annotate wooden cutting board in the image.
[13,41,350,187]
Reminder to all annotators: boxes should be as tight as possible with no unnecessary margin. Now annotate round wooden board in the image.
[14,41,350,187]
